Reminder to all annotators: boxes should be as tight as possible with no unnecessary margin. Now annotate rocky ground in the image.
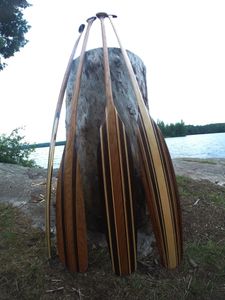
[173,158,225,186]
[0,158,224,230]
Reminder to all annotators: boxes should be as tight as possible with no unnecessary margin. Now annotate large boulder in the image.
[65,48,149,233]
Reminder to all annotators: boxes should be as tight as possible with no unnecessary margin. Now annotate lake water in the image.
[30,132,225,168]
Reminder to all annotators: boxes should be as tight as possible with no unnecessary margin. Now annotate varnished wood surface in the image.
[100,110,137,275]
[99,16,137,275]
[56,17,96,272]
[46,25,85,258]
[137,116,182,268]
[109,15,183,268]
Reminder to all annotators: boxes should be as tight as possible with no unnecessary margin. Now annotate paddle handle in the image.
[96,12,117,19]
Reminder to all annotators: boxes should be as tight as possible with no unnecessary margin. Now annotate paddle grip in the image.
[78,24,85,33]
[96,12,117,19]
[86,16,96,23]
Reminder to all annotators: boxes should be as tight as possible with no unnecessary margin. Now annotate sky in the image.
[0,0,225,143]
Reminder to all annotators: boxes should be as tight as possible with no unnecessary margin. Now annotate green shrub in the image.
[0,128,36,167]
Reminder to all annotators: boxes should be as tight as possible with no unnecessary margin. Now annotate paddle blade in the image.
[56,148,88,272]
[99,108,137,275]
[137,114,183,269]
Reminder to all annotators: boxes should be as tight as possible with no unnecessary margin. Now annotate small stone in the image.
[188,257,198,268]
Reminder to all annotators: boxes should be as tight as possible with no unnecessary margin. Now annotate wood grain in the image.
[56,17,95,272]
[109,15,183,268]
[99,15,137,275]
[46,24,85,258]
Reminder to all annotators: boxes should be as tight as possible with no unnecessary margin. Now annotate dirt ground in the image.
[0,159,225,299]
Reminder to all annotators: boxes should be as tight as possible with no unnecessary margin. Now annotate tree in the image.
[0,128,36,167]
[157,120,187,137]
[0,0,31,70]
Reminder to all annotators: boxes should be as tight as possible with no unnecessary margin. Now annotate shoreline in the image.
[173,157,225,186]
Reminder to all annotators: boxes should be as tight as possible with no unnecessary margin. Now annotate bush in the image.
[0,128,36,167]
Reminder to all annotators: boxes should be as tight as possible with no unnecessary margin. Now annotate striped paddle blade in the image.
[46,23,85,259]
[56,150,88,272]
[56,16,96,272]
[100,109,137,275]
[97,13,137,275]
[137,115,183,268]
[108,15,183,268]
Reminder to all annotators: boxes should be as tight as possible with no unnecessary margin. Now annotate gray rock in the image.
[65,48,149,231]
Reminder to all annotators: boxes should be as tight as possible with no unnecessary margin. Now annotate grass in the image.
[0,204,46,299]
[187,240,225,270]
[1,176,225,299]
[177,175,225,206]
[185,240,225,297]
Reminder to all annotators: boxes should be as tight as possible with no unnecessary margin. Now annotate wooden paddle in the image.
[46,23,85,259]
[108,15,183,269]
[97,13,137,276]
[56,16,96,273]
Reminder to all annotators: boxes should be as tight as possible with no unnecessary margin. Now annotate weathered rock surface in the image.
[65,48,148,231]
[173,158,225,186]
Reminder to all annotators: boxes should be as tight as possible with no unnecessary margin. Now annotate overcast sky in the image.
[0,0,225,143]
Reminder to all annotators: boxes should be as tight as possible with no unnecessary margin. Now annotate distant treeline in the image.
[157,120,225,138]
